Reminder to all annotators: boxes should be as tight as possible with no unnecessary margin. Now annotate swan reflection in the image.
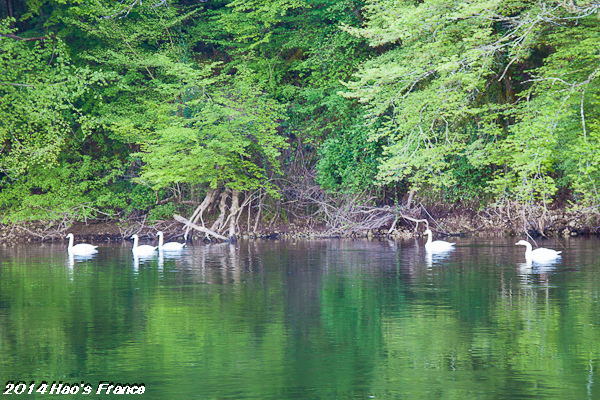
[517,261,557,275]
[68,252,97,267]
[133,252,158,274]
[425,249,453,268]
[67,252,97,280]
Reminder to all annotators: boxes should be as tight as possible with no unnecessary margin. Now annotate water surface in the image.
[0,236,599,399]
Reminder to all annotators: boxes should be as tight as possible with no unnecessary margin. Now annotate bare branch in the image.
[103,0,170,19]
[103,0,141,19]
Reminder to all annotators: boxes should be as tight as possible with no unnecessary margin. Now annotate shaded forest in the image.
[1,0,600,239]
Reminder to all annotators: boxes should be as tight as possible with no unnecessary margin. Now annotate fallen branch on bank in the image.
[173,214,229,241]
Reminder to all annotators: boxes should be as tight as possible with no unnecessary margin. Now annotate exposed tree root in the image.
[184,188,219,241]
[211,189,231,233]
[4,184,600,243]
[223,189,242,238]
[181,188,253,241]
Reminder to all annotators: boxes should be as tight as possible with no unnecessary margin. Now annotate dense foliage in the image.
[1,0,600,226]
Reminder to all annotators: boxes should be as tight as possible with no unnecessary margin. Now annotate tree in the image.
[341,0,600,206]
[136,70,287,194]
[0,18,110,178]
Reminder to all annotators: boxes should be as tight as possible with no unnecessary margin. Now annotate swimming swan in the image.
[131,234,157,255]
[515,240,562,262]
[424,229,455,251]
[157,231,186,251]
[66,233,98,255]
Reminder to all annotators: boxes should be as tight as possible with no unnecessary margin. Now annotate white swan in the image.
[515,240,562,262]
[424,229,455,252]
[131,234,157,255]
[157,231,186,251]
[66,233,98,255]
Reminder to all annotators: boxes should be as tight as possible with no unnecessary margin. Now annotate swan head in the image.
[66,233,74,239]
[131,234,139,240]
[515,240,529,246]
[156,231,163,237]
[424,229,432,235]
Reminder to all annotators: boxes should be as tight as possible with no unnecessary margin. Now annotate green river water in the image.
[0,236,599,399]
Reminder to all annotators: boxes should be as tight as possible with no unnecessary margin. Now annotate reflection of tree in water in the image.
[1,239,600,398]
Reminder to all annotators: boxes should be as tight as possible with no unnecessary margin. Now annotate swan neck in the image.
[133,236,139,249]
[426,231,432,245]
[158,233,164,248]
[68,235,74,249]
[523,242,532,255]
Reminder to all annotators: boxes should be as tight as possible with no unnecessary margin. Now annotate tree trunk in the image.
[253,191,264,233]
[227,189,241,240]
[211,189,231,233]
[184,188,219,241]
[7,0,14,20]
[406,188,416,209]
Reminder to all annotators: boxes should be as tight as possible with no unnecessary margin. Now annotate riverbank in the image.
[1,202,597,243]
